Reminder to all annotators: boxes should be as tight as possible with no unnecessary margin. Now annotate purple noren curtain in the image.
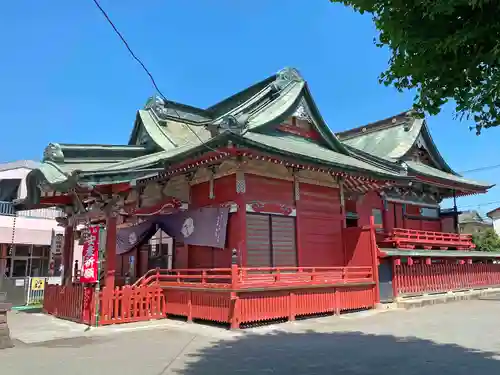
[156,207,229,249]
[116,207,230,255]
[116,219,157,255]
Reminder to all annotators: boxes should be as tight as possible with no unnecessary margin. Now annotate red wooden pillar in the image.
[295,179,303,266]
[381,194,389,233]
[369,216,381,304]
[236,171,246,267]
[105,215,117,290]
[63,225,74,286]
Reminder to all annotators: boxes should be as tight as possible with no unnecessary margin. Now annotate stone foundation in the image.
[396,287,500,310]
[0,303,13,349]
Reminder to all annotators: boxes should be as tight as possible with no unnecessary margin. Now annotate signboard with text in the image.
[80,225,100,283]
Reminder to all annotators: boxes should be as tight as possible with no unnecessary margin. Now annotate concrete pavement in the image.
[3,297,500,374]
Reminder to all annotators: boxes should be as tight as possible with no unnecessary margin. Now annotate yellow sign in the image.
[31,278,45,291]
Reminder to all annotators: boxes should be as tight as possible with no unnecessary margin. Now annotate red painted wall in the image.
[244,174,294,204]
[357,195,442,233]
[191,175,237,207]
[357,192,385,228]
[404,204,441,232]
[186,175,239,269]
[343,227,374,267]
[441,216,456,233]
[297,183,344,267]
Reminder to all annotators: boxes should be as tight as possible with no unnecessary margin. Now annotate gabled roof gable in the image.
[241,68,349,154]
[132,68,351,155]
[337,111,457,173]
[337,111,493,190]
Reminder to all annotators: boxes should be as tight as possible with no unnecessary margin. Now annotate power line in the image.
[459,164,500,174]
[90,0,218,153]
[457,200,500,209]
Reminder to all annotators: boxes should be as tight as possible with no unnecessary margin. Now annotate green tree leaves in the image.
[331,0,500,133]
[472,228,500,252]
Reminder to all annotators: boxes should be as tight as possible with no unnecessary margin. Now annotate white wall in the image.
[0,167,31,199]
[493,218,500,237]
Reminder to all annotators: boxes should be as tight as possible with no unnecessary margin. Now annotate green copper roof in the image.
[337,112,493,190]
[129,109,211,150]
[405,161,491,189]
[241,132,403,178]
[339,115,423,161]
[23,67,411,207]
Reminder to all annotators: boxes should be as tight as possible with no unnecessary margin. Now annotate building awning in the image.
[379,248,500,258]
[0,216,60,246]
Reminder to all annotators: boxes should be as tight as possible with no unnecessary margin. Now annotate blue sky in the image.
[1,0,499,214]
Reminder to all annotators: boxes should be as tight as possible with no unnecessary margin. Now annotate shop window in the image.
[32,246,49,257]
[14,245,31,257]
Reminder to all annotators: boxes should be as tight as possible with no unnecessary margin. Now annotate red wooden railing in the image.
[136,265,377,328]
[43,284,166,326]
[135,265,374,290]
[394,263,500,296]
[381,228,474,250]
[99,285,166,325]
[43,284,88,323]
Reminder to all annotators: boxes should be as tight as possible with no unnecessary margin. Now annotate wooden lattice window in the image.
[246,213,297,268]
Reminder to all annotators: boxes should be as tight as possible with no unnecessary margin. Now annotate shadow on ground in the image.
[174,330,500,375]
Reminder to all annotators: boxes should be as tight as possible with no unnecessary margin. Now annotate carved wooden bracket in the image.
[246,202,296,216]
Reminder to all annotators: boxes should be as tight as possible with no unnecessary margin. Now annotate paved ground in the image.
[3,296,500,374]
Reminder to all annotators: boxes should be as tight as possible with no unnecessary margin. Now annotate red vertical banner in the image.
[80,225,100,283]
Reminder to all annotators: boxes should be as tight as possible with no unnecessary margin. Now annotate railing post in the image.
[334,287,340,315]
[369,216,381,304]
[187,290,192,322]
[231,264,239,289]
[230,264,240,329]
[288,291,296,322]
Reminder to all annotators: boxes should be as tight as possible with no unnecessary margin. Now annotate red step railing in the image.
[381,228,474,250]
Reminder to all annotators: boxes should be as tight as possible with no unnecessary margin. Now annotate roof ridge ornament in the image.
[276,67,303,82]
[272,67,304,91]
[218,114,247,134]
[43,143,64,162]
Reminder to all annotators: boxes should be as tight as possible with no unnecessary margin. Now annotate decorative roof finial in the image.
[43,143,64,162]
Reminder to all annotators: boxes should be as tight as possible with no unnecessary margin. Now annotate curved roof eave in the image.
[417,119,456,174]
[300,84,349,154]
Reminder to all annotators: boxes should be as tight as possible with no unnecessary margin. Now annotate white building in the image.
[487,207,500,236]
[0,160,64,278]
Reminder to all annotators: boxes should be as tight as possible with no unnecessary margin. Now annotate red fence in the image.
[394,263,500,296]
[150,265,376,328]
[163,284,376,328]
[99,285,166,325]
[382,228,474,250]
[43,284,166,326]
[43,284,88,323]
